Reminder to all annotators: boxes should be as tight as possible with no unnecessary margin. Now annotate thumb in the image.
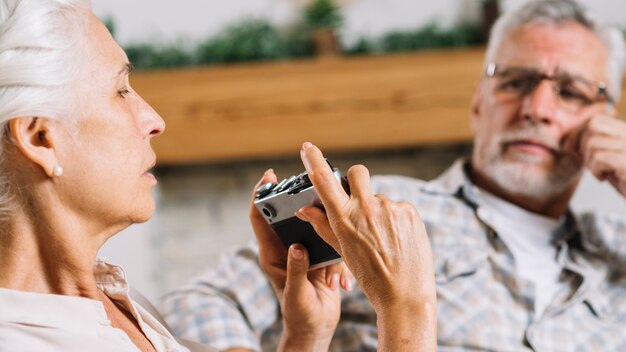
[284,244,310,295]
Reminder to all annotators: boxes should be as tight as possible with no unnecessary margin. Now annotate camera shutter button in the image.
[255,182,275,198]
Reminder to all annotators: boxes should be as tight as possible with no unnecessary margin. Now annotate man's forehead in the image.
[493,21,608,81]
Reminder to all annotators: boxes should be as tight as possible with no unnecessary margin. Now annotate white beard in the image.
[475,127,582,200]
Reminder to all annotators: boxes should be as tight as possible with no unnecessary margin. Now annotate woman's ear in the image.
[8,117,61,177]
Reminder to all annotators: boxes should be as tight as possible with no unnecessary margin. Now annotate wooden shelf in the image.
[130,48,624,166]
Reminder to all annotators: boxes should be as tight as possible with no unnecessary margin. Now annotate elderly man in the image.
[161,0,626,351]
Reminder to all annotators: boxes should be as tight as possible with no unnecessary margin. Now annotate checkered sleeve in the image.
[160,240,279,351]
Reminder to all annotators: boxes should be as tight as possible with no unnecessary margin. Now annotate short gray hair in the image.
[485,0,626,102]
[0,0,91,216]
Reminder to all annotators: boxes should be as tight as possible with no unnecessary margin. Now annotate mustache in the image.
[498,128,562,154]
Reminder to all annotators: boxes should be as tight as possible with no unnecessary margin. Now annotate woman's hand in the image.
[295,142,437,351]
[249,170,352,351]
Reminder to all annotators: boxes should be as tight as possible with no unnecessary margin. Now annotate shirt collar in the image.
[423,159,608,292]
[0,286,107,336]
[0,259,129,334]
[421,158,468,196]
[425,158,585,246]
[94,257,131,297]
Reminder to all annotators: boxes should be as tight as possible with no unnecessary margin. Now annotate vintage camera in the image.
[254,160,347,269]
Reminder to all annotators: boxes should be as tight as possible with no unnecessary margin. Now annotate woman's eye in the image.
[118,89,130,97]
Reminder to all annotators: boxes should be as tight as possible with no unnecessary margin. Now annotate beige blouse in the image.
[0,259,192,352]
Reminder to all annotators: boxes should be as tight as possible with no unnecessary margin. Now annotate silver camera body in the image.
[254,163,345,270]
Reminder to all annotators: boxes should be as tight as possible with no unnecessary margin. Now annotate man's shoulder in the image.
[577,211,626,261]
[370,173,474,228]
[371,174,428,192]
[578,211,626,237]
[369,174,445,206]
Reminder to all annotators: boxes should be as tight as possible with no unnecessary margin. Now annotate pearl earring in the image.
[53,165,64,177]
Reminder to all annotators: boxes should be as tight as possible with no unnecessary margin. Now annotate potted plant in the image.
[304,0,343,57]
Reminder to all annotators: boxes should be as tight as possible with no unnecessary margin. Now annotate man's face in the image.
[471,21,611,199]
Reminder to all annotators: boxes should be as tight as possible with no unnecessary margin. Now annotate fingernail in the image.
[300,145,312,172]
[290,246,303,260]
[264,168,274,176]
[295,209,310,222]
[345,278,353,291]
[330,274,339,290]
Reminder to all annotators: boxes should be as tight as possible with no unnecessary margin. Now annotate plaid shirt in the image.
[161,160,626,351]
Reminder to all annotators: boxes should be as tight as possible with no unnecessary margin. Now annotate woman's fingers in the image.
[251,169,278,200]
[323,262,352,291]
[346,164,372,200]
[249,169,289,291]
[340,264,354,291]
[300,142,350,216]
[296,205,341,254]
[249,169,278,228]
[284,245,312,297]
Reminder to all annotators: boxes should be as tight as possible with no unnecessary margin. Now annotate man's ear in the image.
[8,117,61,177]
[470,82,484,133]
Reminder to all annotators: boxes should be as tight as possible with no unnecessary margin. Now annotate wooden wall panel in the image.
[130,48,626,166]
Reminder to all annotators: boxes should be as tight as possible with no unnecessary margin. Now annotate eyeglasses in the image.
[484,62,614,113]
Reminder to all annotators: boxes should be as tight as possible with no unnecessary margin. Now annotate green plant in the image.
[116,16,485,70]
[197,18,287,64]
[304,0,342,29]
[125,43,195,69]
[282,24,315,58]
[345,37,375,55]
[382,23,482,53]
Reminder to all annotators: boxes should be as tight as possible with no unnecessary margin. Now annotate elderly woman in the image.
[0,0,436,351]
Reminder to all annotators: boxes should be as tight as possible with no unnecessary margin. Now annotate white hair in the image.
[485,0,626,102]
[0,0,91,217]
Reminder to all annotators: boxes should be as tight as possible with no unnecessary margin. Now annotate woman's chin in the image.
[129,200,156,224]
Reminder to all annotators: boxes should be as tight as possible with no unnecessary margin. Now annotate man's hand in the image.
[249,169,352,351]
[295,142,437,351]
[565,113,626,197]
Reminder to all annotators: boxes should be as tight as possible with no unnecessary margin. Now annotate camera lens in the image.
[262,204,277,219]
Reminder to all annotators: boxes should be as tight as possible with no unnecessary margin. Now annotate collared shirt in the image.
[0,259,189,352]
[161,160,626,351]
[475,185,563,317]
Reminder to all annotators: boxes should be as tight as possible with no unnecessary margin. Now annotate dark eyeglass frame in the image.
[484,62,615,108]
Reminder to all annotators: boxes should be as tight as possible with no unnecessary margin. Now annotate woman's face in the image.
[55,12,165,230]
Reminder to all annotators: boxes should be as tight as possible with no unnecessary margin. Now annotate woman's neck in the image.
[0,204,109,298]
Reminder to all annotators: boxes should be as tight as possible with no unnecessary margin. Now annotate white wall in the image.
[92,1,626,47]
[572,172,626,215]
[98,221,159,301]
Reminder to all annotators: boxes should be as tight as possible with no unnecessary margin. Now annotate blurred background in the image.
[94,0,626,301]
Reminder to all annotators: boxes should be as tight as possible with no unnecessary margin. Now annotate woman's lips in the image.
[143,171,157,183]
[143,160,157,183]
